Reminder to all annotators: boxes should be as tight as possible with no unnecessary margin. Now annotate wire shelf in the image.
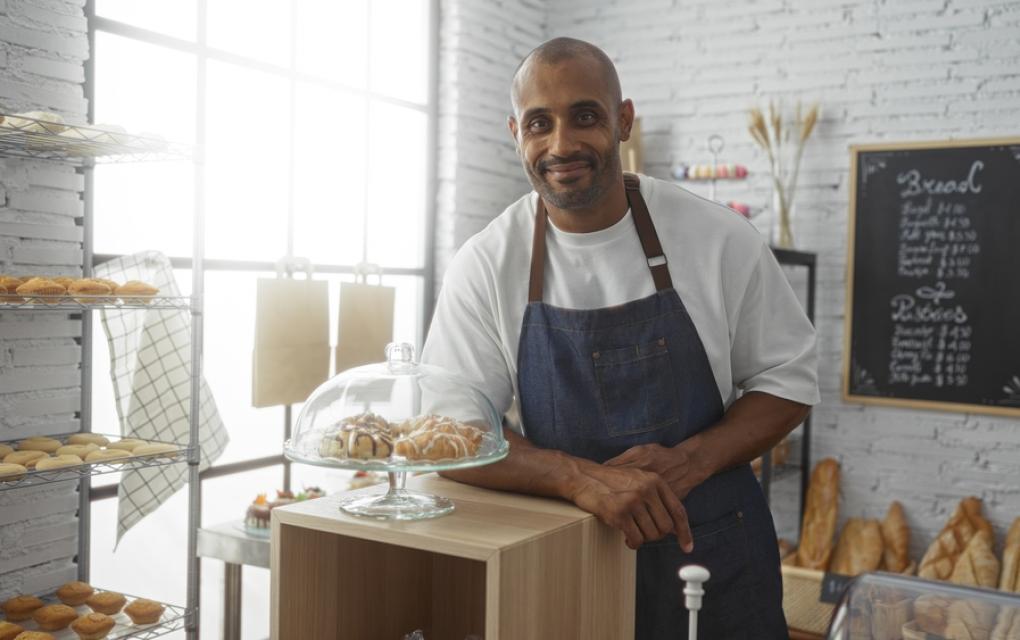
[0,114,190,162]
[1,433,192,490]
[0,294,191,311]
[5,589,187,640]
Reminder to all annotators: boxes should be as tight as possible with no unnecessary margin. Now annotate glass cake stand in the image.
[284,343,508,520]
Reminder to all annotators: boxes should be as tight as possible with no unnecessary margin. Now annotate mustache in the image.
[538,153,596,173]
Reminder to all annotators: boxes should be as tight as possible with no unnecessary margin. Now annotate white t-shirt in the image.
[422,174,820,433]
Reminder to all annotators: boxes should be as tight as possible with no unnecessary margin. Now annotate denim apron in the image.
[516,174,788,639]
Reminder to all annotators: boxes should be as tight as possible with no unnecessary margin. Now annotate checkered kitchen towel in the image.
[96,251,229,543]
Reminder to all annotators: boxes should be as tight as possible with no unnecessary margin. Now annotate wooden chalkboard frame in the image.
[843,136,1020,417]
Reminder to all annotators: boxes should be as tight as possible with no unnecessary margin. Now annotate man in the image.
[423,37,819,639]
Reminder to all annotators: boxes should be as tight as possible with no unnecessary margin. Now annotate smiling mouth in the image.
[544,161,591,182]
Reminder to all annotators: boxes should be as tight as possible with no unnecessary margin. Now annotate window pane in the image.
[205,61,290,261]
[93,33,196,257]
[369,0,429,104]
[293,83,366,265]
[366,101,426,269]
[295,0,367,87]
[96,0,197,41]
[207,0,292,67]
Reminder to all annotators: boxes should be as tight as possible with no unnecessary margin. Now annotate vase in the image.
[772,189,795,249]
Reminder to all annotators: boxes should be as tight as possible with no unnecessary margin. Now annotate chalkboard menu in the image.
[844,138,1020,416]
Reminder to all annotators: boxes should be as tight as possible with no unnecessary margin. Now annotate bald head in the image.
[511,38,622,115]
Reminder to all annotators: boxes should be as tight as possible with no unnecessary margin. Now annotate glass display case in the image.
[285,342,508,520]
[826,572,1020,639]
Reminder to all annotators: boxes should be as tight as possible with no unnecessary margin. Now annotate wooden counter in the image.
[270,474,635,640]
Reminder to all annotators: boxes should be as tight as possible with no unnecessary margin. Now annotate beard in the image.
[524,144,620,211]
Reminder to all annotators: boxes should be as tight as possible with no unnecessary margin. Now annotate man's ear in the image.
[508,115,520,152]
[618,99,635,142]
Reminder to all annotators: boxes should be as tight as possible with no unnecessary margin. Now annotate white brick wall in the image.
[438,0,1020,560]
[0,0,87,599]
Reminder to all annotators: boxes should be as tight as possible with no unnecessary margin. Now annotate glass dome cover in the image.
[286,342,508,472]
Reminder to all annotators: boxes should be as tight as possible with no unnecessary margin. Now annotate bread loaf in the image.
[830,518,884,576]
[796,457,840,570]
[992,609,1020,640]
[918,497,993,581]
[880,501,911,573]
[992,518,1020,640]
[949,530,1000,589]
[944,598,997,640]
[914,594,952,636]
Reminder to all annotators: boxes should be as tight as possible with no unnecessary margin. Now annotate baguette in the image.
[830,518,883,576]
[880,501,911,573]
[949,530,999,589]
[796,457,840,570]
[918,497,993,581]
[992,518,1020,640]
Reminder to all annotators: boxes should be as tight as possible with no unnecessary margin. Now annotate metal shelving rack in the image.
[0,112,202,640]
[759,247,817,526]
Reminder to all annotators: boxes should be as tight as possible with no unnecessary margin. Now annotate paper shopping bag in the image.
[335,281,395,373]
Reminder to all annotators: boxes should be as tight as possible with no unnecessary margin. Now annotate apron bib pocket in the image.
[594,337,681,436]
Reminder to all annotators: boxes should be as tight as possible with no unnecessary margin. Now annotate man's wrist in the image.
[675,434,714,487]
[552,451,595,502]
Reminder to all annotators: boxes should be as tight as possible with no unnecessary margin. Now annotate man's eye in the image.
[577,112,597,124]
[528,118,549,132]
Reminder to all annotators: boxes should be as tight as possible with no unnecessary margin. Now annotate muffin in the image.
[67,433,110,447]
[16,437,62,453]
[1,595,44,622]
[68,279,113,304]
[13,632,56,640]
[85,591,126,615]
[52,276,78,289]
[32,603,77,631]
[70,612,115,640]
[0,276,26,302]
[0,621,24,640]
[115,280,159,304]
[35,455,83,471]
[56,581,94,606]
[123,598,164,624]
[15,278,65,304]
[84,449,130,464]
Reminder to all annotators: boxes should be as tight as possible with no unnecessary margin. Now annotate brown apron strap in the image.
[527,174,672,303]
[624,173,673,291]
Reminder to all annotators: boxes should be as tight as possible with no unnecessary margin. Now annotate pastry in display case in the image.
[825,571,1020,639]
[285,342,508,520]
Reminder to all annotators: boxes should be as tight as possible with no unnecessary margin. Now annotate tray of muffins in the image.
[0,581,186,640]
[0,433,191,490]
[0,276,187,310]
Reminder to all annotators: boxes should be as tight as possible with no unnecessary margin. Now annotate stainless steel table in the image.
[197,520,270,640]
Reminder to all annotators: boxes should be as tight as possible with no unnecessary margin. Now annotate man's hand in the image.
[603,442,706,502]
[567,463,693,552]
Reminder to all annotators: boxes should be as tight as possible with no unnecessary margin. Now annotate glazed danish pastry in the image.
[319,424,393,460]
[395,430,477,461]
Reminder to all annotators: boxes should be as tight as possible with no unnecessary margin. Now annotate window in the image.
[88,2,436,635]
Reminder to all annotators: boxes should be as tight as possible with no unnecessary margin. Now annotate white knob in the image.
[679,565,710,584]
[679,564,710,613]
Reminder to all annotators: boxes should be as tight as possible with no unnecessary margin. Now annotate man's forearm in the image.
[438,426,586,500]
[681,391,810,485]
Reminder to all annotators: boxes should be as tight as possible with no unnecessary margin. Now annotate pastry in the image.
[298,486,325,500]
[949,529,1000,588]
[67,279,113,304]
[67,434,110,447]
[919,496,993,581]
[319,424,393,460]
[394,430,476,461]
[123,598,164,624]
[796,457,840,570]
[0,443,13,458]
[871,597,912,640]
[35,455,83,470]
[15,278,65,304]
[245,494,271,529]
[880,501,911,573]
[56,444,100,459]
[115,280,159,304]
[1000,517,1020,591]
[0,276,26,302]
[16,437,62,453]
[13,632,56,640]
[32,603,77,631]
[914,594,952,636]
[56,581,94,606]
[92,278,120,294]
[106,438,147,452]
[1,595,44,622]
[86,591,126,615]
[0,463,27,482]
[52,276,78,289]
[84,449,130,463]
[0,621,24,640]
[830,518,883,576]
[4,450,48,468]
[945,598,998,640]
[70,612,115,640]
[131,443,179,458]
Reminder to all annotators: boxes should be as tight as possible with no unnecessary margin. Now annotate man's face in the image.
[509,57,632,211]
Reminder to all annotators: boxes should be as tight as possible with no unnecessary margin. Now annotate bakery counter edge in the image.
[268,474,605,561]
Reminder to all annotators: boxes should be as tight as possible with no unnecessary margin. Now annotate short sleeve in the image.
[730,244,820,406]
[421,245,516,419]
